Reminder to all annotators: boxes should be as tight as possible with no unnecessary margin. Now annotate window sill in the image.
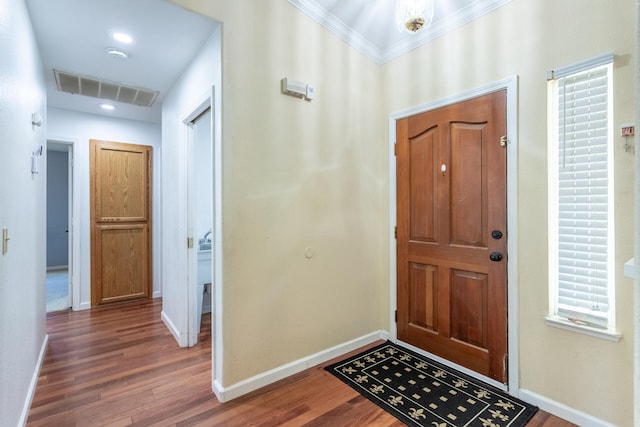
[544,316,621,342]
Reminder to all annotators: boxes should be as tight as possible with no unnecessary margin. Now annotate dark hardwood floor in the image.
[27,299,576,426]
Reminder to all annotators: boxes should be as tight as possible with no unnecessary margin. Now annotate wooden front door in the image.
[396,90,508,383]
[90,140,152,306]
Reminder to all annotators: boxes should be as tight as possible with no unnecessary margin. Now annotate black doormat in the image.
[326,342,537,427]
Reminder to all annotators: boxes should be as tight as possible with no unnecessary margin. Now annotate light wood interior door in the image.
[396,91,508,383]
[90,140,152,306]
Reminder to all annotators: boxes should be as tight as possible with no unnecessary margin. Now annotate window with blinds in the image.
[548,53,614,330]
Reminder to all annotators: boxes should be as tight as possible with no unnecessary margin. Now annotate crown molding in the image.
[288,0,383,64]
[289,0,514,65]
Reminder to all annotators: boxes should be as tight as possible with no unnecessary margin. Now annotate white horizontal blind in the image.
[553,62,613,329]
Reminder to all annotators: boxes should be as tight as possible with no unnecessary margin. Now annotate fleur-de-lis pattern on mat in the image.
[453,379,468,389]
[326,342,537,427]
[354,375,368,384]
[388,395,404,406]
[370,385,384,394]
[433,369,447,378]
[475,389,491,399]
[409,408,427,419]
[489,409,509,422]
[479,418,500,427]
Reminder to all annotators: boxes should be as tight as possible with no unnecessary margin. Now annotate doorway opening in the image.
[184,95,214,347]
[46,141,73,312]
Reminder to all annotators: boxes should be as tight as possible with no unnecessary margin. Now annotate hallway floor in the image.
[26,299,574,426]
[46,269,69,312]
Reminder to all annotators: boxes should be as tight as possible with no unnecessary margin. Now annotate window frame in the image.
[546,52,621,341]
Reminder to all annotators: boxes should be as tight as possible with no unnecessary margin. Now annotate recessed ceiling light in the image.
[111,32,133,44]
[99,103,115,111]
[106,48,128,59]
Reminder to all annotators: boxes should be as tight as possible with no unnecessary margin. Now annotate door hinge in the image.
[394,310,398,323]
[500,135,508,147]
[394,226,397,239]
[187,237,194,249]
[394,143,397,156]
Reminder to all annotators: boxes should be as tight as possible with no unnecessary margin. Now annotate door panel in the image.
[450,123,487,247]
[397,91,507,383]
[409,262,438,332]
[91,140,152,306]
[95,148,148,221]
[410,129,438,243]
[450,269,488,348]
[94,224,149,303]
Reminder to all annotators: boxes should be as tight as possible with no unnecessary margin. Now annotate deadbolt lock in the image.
[489,252,503,262]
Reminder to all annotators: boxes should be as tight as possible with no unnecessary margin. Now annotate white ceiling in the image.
[25,0,511,124]
[290,0,513,64]
[25,0,220,123]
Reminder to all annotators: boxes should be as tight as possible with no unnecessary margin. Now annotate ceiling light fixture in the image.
[111,32,133,44]
[106,48,128,59]
[396,0,434,34]
[99,103,115,111]
[109,31,133,44]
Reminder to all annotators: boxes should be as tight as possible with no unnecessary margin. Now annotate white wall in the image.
[0,0,48,425]
[47,107,162,308]
[161,29,221,346]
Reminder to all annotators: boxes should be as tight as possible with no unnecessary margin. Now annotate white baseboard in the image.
[19,334,48,427]
[76,294,160,312]
[75,302,91,311]
[161,310,188,348]
[519,389,616,427]
[213,330,390,403]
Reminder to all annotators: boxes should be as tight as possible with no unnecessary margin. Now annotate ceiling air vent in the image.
[54,70,159,108]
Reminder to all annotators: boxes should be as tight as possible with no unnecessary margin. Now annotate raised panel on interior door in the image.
[409,262,438,332]
[96,224,149,303]
[449,122,487,248]
[410,127,438,243]
[97,148,149,222]
[450,269,488,349]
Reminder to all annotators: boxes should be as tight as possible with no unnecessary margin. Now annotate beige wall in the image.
[171,0,388,385]
[381,0,635,425]
[171,0,634,424]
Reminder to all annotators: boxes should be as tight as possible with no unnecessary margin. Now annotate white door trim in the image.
[180,85,224,395]
[47,137,80,311]
[183,92,213,348]
[388,76,520,394]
